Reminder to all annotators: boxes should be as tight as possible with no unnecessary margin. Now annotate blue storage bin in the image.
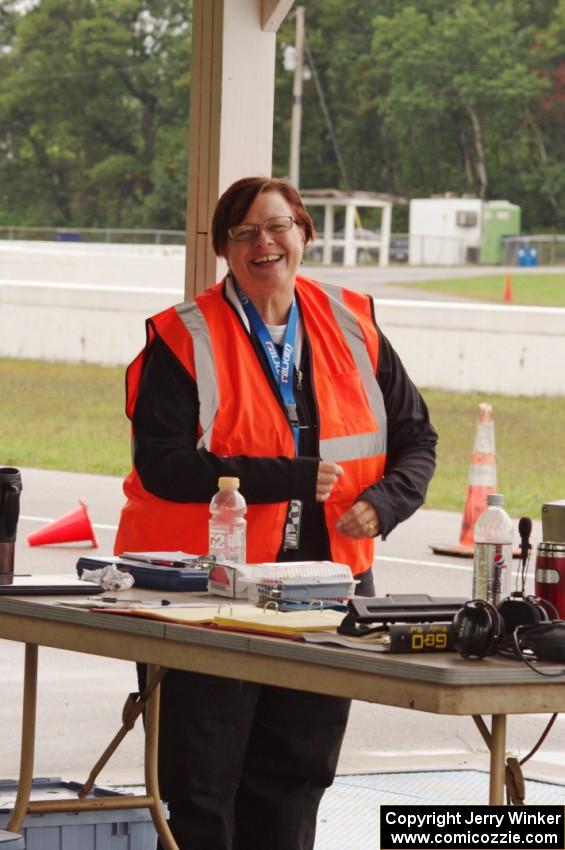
[0,778,158,850]
[0,831,25,849]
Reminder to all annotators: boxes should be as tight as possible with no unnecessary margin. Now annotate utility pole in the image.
[289,6,305,189]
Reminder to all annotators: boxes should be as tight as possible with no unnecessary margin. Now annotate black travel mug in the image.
[0,467,23,585]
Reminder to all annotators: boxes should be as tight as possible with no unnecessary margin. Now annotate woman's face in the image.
[224,190,305,301]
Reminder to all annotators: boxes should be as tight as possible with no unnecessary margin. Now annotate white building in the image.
[408,197,483,265]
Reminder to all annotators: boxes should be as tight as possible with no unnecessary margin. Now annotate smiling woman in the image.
[221,190,305,324]
[111,175,438,850]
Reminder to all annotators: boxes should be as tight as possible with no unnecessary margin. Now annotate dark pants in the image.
[142,567,374,850]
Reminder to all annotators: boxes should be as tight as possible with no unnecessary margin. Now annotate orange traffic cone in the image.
[503,273,513,304]
[27,499,99,548]
[430,403,497,558]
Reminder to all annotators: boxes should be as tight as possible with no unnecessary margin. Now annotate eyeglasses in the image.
[227,215,297,242]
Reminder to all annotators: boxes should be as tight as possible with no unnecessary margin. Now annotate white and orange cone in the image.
[430,403,497,558]
[458,403,497,548]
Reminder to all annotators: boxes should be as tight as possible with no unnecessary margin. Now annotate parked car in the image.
[304,228,380,264]
[388,236,409,262]
[304,230,409,264]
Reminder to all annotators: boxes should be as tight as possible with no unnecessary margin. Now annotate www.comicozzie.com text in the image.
[380,806,564,849]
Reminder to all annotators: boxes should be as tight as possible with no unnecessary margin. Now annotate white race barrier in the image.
[1,281,564,396]
[376,298,565,397]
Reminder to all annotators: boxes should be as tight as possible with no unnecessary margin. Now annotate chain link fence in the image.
[0,226,185,245]
[502,235,565,266]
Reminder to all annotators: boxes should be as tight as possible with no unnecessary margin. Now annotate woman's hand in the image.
[335,500,380,538]
[316,462,344,502]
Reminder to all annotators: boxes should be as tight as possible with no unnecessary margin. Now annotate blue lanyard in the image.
[236,285,300,453]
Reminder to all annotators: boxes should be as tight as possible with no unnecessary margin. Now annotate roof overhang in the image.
[262,0,295,32]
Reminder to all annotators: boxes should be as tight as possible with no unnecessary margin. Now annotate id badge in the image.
[283,499,303,550]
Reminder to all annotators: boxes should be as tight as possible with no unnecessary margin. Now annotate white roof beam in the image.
[262,0,295,32]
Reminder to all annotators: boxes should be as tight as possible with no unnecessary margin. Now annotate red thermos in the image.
[535,542,565,619]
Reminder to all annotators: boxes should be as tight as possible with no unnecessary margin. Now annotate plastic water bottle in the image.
[472,493,513,606]
[209,477,247,563]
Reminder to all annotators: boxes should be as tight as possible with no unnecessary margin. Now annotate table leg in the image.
[144,665,179,850]
[489,714,507,805]
[7,643,38,832]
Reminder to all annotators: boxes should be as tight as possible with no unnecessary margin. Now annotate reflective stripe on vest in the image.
[320,431,384,464]
[176,300,219,450]
[176,280,386,461]
[318,281,387,460]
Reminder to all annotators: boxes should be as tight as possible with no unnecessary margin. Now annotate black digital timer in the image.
[388,623,455,653]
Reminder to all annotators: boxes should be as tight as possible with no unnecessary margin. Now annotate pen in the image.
[138,559,178,567]
[120,556,190,568]
[94,596,171,606]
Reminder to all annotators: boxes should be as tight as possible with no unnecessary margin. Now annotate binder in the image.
[94,603,344,637]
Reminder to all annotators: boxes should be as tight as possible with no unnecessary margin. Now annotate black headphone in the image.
[497,593,555,631]
[452,599,505,659]
[452,594,555,660]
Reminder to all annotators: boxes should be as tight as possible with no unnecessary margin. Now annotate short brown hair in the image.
[211,176,316,258]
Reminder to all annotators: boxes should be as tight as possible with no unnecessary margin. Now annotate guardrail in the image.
[0,226,185,245]
[1,227,564,265]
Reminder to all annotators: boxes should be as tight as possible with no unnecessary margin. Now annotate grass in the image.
[1,358,564,519]
[422,389,565,519]
[0,359,130,476]
[404,272,565,307]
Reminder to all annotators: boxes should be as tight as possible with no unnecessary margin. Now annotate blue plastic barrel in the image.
[54,231,81,242]
[518,246,538,267]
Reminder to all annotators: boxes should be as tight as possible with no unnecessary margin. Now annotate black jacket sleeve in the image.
[131,331,318,505]
[357,327,438,539]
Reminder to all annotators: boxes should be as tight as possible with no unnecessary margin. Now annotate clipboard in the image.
[0,575,104,596]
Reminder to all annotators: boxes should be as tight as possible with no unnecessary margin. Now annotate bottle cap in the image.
[218,476,240,489]
[487,493,504,507]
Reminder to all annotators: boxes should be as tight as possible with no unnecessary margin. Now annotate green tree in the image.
[369,3,546,201]
[273,0,563,231]
[524,0,565,227]
[0,0,190,228]
[274,0,387,195]
[1,1,562,232]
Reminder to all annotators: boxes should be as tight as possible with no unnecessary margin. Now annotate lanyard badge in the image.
[236,286,300,452]
[236,286,303,550]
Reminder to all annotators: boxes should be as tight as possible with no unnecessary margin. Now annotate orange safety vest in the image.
[114,275,387,575]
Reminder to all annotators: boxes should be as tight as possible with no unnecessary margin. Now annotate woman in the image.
[115,176,437,850]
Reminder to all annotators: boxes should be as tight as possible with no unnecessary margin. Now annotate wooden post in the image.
[185,0,293,300]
